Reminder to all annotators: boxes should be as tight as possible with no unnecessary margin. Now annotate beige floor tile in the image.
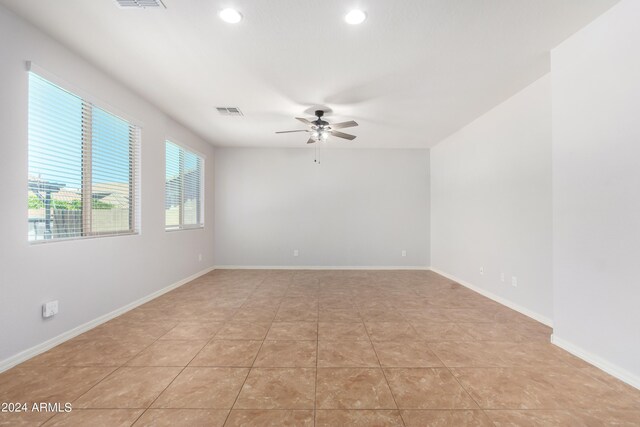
[189,340,262,367]
[159,322,223,340]
[7,269,637,422]
[266,322,318,340]
[74,367,180,409]
[0,366,115,406]
[133,409,228,426]
[274,307,319,322]
[487,409,640,426]
[235,368,316,409]
[384,368,478,409]
[23,338,153,367]
[373,341,444,367]
[0,410,55,426]
[232,308,278,322]
[215,322,271,340]
[316,409,404,426]
[43,409,143,427]
[225,410,314,426]
[126,340,207,367]
[318,340,379,367]
[402,410,493,427]
[318,322,369,341]
[365,322,419,341]
[410,322,475,341]
[452,367,640,410]
[316,368,396,409]
[359,309,406,322]
[76,320,176,341]
[152,367,249,409]
[458,321,529,341]
[402,308,480,323]
[430,341,570,367]
[197,308,237,322]
[254,341,317,367]
[318,309,362,322]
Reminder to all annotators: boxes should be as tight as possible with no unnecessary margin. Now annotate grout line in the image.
[126,275,256,424]
[221,272,280,427]
[361,314,407,427]
[68,318,184,417]
[313,275,319,427]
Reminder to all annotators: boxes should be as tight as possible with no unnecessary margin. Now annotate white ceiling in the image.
[1,0,618,148]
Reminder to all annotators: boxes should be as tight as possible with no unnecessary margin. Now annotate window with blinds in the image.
[165,140,204,230]
[28,72,140,242]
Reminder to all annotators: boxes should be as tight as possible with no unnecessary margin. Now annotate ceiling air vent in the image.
[115,0,166,8]
[216,107,243,116]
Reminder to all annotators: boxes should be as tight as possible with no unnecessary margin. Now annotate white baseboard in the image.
[213,265,431,270]
[551,334,640,390]
[0,266,215,373]
[429,267,553,327]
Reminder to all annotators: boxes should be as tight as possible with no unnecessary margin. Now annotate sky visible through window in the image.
[28,73,131,189]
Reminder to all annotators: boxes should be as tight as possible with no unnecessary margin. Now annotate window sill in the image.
[29,231,139,245]
[165,225,205,232]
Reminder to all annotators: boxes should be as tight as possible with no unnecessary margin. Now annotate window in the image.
[28,72,140,242]
[165,140,204,230]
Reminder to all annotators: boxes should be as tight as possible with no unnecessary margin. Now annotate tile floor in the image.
[1,270,639,426]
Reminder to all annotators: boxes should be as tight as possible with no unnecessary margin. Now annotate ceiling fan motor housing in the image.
[314,110,328,127]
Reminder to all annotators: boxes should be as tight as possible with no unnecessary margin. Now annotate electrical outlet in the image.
[500,272,505,282]
[42,300,59,318]
[479,266,484,275]
[512,276,518,287]
[401,250,407,257]
[293,249,299,257]
[198,253,202,262]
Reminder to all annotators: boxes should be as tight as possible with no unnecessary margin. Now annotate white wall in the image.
[551,0,640,386]
[214,148,430,268]
[0,6,215,366]
[430,75,553,323]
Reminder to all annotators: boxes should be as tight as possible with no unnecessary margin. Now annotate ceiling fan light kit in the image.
[276,109,358,145]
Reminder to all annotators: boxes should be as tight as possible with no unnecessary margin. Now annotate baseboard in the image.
[213,265,431,270]
[551,334,640,390]
[0,266,215,373]
[429,267,553,327]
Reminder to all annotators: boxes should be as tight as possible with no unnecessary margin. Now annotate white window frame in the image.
[164,139,205,231]
[27,62,142,243]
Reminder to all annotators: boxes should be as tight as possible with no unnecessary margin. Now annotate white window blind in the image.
[165,140,204,230]
[28,72,140,242]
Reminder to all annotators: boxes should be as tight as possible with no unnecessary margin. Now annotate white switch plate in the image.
[42,300,59,318]
[512,276,518,287]
[198,253,202,262]
[293,249,299,257]
[480,266,484,275]
[401,250,407,257]
[500,272,505,282]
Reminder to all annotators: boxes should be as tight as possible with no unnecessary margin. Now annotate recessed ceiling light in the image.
[219,8,242,24]
[345,10,366,25]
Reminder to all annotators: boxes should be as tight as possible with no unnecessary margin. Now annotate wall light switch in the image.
[500,272,505,282]
[198,253,202,262]
[293,249,299,257]
[42,300,59,318]
[480,266,484,275]
[512,276,518,287]
[401,250,407,257]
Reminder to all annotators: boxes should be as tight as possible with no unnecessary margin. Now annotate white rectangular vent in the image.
[116,0,166,8]
[216,107,243,116]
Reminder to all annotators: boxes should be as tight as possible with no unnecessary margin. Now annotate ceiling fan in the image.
[276,110,358,144]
